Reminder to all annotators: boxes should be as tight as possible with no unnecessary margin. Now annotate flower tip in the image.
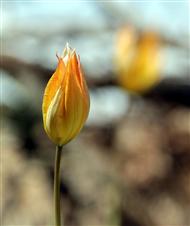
[65,42,72,53]
[61,42,72,59]
[66,42,70,48]
[56,51,60,60]
[71,48,77,56]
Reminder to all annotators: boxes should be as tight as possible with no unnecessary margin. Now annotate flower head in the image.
[42,44,90,145]
[115,27,161,94]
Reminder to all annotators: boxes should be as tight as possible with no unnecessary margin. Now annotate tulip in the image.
[115,27,161,94]
[42,44,90,146]
[42,44,90,226]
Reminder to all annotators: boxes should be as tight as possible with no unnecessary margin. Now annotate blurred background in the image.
[1,1,190,225]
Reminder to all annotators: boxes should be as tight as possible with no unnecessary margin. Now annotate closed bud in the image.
[42,44,90,145]
[115,27,161,94]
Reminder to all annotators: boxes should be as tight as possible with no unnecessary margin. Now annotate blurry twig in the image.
[1,55,190,107]
[0,55,52,83]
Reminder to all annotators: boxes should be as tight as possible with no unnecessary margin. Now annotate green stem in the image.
[54,145,63,226]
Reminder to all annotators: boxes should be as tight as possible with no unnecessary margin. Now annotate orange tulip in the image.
[115,27,161,94]
[42,44,90,146]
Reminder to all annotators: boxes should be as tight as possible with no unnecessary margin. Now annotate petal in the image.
[42,59,65,129]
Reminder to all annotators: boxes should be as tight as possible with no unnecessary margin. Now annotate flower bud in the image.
[115,28,161,94]
[42,44,90,145]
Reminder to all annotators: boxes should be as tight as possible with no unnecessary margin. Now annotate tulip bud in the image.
[42,44,90,145]
[115,27,161,94]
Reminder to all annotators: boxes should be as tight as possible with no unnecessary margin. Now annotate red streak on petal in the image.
[71,51,82,88]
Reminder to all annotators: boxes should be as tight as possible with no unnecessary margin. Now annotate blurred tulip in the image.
[42,44,90,146]
[115,27,161,93]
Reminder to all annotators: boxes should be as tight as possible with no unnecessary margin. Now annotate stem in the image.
[54,145,63,226]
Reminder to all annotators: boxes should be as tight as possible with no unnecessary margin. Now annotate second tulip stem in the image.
[54,145,63,226]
